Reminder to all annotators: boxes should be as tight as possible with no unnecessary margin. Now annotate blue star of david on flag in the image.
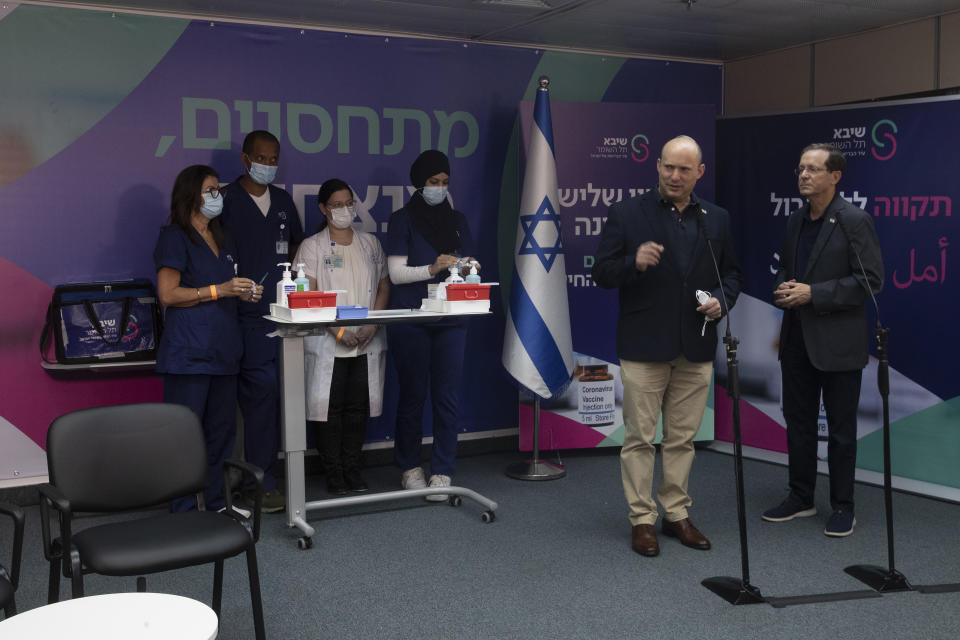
[502,77,574,399]
[518,196,564,272]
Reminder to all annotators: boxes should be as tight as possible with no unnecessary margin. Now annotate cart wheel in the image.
[481,510,496,524]
[297,536,313,550]
[448,495,462,507]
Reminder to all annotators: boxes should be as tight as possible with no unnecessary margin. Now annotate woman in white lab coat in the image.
[294,179,389,494]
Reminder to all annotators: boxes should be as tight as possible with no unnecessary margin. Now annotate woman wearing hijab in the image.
[386,150,478,499]
[294,179,389,495]
[154,164,263,512]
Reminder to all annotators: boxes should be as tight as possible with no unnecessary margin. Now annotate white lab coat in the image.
[295,227,387,422]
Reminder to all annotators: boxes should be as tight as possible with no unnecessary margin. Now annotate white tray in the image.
[420,298,490,314]
[269,303,337,322]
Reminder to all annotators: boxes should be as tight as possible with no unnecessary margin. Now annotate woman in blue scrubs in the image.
[154,165,263,512]
[386,150,478,499]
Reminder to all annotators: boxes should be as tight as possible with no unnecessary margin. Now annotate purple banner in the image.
[516,101,717,450]
[716,97,960,491]
[0,5,721,470]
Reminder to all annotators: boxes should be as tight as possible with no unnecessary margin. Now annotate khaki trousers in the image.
[619,356,712,526]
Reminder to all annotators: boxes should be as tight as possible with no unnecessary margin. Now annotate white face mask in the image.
[329,205,355,229]
[422,185,448,206]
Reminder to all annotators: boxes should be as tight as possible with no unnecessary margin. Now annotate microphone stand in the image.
[843,326,912,592]
[701,326,764,604]
[835,203,960,595]
[697,214,764,605]
[833,217,915,592]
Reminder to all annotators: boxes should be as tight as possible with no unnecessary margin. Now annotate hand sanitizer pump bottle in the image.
[465,262,481,284]
[275,262,295,306]
[446,263,464,284]
[294,263,310,292]
[438,262,464,301]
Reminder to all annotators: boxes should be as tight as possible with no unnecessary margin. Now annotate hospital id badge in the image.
[324,254,344,270]
[276,240,288,255]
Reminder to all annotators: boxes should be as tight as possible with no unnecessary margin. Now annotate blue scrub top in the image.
[220,180,305,321]
[385,206,475,310]
[153,225,243,375]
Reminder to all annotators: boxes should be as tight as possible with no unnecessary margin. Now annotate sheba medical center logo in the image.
[630,134,649,163]
[830,118,897,160]
[871,119,897,161]
[591,133,649,162]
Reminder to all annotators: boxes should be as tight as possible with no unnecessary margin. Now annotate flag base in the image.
[505,459,566,481]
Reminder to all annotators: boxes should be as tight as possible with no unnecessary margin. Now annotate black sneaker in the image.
[824,510,856,537]
[326,472,348,496]
[343,468,368,493]
[762,498,816,522]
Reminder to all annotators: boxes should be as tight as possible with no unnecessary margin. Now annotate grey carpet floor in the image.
[4,448,959,639]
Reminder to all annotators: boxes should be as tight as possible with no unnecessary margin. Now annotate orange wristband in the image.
[209,284,218,301]
[336,327,345,342]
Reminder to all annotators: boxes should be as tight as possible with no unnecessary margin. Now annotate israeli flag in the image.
[502,78,575,399]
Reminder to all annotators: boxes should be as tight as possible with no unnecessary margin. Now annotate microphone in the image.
[698,207,733,338]
[834,212,882,328]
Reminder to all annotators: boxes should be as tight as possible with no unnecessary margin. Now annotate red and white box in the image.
[421,283,493,314]
[271,291,338,322]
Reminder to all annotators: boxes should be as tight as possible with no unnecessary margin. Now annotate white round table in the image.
[0,592,218,639]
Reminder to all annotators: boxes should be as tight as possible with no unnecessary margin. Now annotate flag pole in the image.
[502,75,570,481]
[506,398,566,480]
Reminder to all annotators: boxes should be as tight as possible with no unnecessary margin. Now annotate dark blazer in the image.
[592,190,742,363]
[775,192,883,372]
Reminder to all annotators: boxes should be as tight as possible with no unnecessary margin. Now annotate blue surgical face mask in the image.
[248,161,277,185]
[422,185,448,206]
[200,192,223,219]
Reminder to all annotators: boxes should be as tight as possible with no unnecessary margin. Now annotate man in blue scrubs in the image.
[221,130,304,513]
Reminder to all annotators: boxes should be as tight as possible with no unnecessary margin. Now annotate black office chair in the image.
[37,402,266,640]
[0,501,25,618]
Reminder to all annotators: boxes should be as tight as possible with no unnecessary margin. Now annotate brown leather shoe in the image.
[631,524,660,557]
[662,517,711,550]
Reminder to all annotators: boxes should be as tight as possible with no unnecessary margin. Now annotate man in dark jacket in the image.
[762,143,883,538]
[592,135,742,557]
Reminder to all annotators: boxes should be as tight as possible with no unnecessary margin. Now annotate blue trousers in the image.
[387,323,466,477]
[163,373,238,512]
[238,320,280,491]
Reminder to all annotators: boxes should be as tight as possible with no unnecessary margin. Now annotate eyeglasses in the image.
[794,165,828,176]
[202,186,220,198]
[325,200,355,209]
